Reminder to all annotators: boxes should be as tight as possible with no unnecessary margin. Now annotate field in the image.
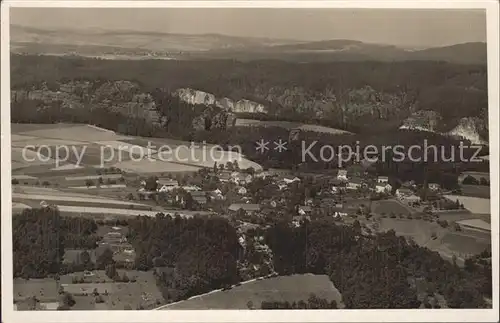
[12,192,146,207]
[372,199,414,216]
[57,270,163,310]
[459,185,490,198]
[162,274,343,310]
[14,278,58,303]
[11,122,263,173]
[235,119,352,135]
[443,195,490,215]
[375,217,491,265]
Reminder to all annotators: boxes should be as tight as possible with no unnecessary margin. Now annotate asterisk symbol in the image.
[274,139,288,152]
[255,139,269,153]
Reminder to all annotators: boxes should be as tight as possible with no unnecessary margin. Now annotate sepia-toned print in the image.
[1,2,498,322]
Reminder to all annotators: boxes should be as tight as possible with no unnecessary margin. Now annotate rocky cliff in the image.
[11,80,166,126]
[174,88,267,114]
[399,110,442,132]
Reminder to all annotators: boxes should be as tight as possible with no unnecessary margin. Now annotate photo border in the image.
[1,1,499,322]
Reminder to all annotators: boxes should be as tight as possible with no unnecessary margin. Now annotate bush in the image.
[12,178,19,185]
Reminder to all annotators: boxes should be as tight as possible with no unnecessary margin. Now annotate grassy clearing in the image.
[163,274,343,310]
[235,119,352,135]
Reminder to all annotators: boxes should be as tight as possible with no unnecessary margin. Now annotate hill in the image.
[11,25,487,64]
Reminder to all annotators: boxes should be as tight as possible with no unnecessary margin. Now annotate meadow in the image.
[162,274,343,310]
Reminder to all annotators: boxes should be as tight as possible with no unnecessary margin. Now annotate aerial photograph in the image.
[7,6,493,311]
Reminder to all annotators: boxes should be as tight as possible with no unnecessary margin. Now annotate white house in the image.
[377,176,389,184]
[375,183,392,194]
[347,177,364,190]
[157,179,179,192]
[337,169,348,181]
[237,186,248,195]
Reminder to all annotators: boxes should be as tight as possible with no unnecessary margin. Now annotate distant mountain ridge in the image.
[10,25,486,64]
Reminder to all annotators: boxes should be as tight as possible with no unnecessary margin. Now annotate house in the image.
[401,180,416,188]
[347,177,364,190]
[337,169,348,181]
[377,176,389,184]
[428,183,441,191]
[211,189,224,200]
[396,187,414,198]
[402,194,421,205]
[237,186,248,195]
[181,185,201,192]
[232,173,253,185]
[156,179,179,192]
[375,183,392,193]
[190,191,209,204]
[228,203,261,215]
[298,205,313,215]
[218,172,232,182]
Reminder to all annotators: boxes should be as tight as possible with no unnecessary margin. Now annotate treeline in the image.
[264,219,491,308]
[261,294,338,309]
[12,207,99,278]
[11,54,487,132]
[127,214,242,301]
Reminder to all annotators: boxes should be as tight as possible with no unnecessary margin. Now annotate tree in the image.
[105,263,117,279]
[60,292,76,308]
[462,176,479,185]
[12,178,19,185]
[85,179,94,188]
[97,248,115,270]
[479,177,489,186]
[80,250,92,267]
[145,176,158,191]
[247,300,254,309]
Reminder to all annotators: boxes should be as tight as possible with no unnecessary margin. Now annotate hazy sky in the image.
[10,8,486,48]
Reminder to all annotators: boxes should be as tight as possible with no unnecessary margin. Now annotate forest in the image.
[11,54,488,135]
[264,219,492,309]
[12,207,99,278]
[126,214,242,301]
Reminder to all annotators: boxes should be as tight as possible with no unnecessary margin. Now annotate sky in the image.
[10,8,487,48]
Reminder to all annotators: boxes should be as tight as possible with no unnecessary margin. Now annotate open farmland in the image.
[59,270,163,310]
[54,205,212,218]
[11,123,131,142]
[12,192,146,207]
[113,159,203,173]
[12,123,263,173]
[235,119,352,135]
[161,274,343,310]
[443,195,490,215]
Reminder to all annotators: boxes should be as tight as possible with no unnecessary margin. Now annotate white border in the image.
[1,1,499,322]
